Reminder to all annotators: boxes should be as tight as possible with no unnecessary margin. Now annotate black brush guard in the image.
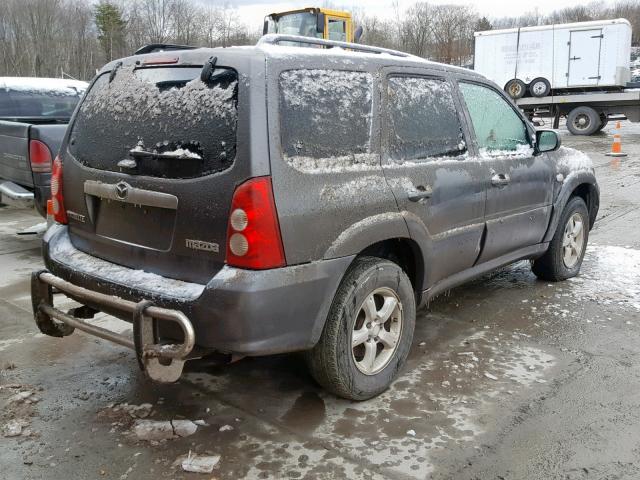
[31,270,196,382]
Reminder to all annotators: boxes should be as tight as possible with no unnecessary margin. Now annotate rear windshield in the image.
[69,65,237,179]
[0,85,83,120]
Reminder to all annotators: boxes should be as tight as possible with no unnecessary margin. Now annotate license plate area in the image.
[95,200,176,251]
[85,180,178,251]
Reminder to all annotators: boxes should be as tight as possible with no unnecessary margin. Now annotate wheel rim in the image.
[351,287,403,375]
[532,81,546,96]
[572,113,591,131]
[562,212,586,268]
[508,82,523,97]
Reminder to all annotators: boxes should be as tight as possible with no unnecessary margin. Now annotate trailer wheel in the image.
[566,106,600,135]
[529,78,551,97]
[505,79,526,99]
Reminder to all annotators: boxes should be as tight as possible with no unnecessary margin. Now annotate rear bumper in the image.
[0,179,48,217]
[0,180,34,208]
[37,224,352,357]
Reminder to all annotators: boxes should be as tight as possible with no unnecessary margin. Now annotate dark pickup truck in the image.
[0,77,87,216]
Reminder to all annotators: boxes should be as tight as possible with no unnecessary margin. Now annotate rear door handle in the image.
[491,173,510,187]
[407,185,432,202]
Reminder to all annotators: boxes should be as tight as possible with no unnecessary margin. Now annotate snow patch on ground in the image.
[562,245,640,311]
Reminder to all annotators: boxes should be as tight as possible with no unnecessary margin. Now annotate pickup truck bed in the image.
[0,120,68,216]
[0,77,87,216]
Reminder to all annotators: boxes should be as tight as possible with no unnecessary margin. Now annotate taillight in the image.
[29,139,52,173]
[50,156,68,224]
[225,176,285,270]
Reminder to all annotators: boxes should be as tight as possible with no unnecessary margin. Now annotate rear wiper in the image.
[128,146,202,161]
[119,148,200,170]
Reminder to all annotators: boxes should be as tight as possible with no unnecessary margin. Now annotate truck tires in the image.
[566,106,600,135]
[306,256,416,400]
[529,78,550,97]
[532,196,589,281]
[505,79,526,99]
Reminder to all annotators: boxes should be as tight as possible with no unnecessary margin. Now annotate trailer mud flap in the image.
[31,270,196,383]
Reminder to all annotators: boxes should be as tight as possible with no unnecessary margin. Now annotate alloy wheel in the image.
[351,287,403,375]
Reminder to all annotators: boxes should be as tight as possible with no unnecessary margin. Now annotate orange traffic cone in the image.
[605,130,627,157]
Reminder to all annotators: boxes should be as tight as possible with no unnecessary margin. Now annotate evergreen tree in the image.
[95,1,126,62]
[475,16,492,32]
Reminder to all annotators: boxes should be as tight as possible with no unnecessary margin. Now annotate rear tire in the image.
[532,196,589,281]
[529,77,551,97]
[505,79,526,99]
[305,256,416,400]
[566,106,600,135]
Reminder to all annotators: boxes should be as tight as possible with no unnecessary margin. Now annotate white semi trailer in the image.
[474,19,632,99]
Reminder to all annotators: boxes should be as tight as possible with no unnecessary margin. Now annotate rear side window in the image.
[69,65,237,179]
[458,82,530,156]
[387,76,466,162]
[279,69,373,171]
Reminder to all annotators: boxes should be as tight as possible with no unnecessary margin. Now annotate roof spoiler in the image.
[257,34,413,58]
[134,43,199,55]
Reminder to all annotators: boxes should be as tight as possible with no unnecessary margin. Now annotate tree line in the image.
[1,0,639,80]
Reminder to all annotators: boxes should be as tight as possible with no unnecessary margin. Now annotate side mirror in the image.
[535,129,561,154]
[354,25,363,43]
[316,12,325,34]
[263,19,269,35]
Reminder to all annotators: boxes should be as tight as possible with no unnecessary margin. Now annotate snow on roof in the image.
[256,42,478,76]
[0,77,88,95]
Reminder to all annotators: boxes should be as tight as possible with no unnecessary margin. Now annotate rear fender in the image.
[323,212,410,259]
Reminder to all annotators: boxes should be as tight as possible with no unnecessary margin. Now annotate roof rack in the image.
[257,34,413,58]
[134,43,199,55]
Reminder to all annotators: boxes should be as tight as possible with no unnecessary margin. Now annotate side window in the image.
[327,18,346,41]
[387,76,466,162]
[458,82,531,156]
[279,69,373,171]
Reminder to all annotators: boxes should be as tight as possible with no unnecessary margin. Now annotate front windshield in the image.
[271,12,322,38]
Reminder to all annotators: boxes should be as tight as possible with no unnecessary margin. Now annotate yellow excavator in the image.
[263,7,362,43]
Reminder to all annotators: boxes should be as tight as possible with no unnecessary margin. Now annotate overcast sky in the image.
[207,0,599,31]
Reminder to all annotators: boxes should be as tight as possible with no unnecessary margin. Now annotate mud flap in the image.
[133,300,186,383]
[31,270,75,337]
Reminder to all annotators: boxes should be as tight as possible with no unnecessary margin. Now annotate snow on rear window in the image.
[279,69,373,172]
[69,65,237,179]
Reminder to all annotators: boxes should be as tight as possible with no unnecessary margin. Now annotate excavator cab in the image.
[263,7,362,43]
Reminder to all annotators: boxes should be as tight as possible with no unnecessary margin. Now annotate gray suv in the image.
[31,35,599,400]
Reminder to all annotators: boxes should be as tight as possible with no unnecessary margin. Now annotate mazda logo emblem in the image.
[115,182,130,200]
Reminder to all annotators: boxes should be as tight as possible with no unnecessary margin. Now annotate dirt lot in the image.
[2,121,640,480]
